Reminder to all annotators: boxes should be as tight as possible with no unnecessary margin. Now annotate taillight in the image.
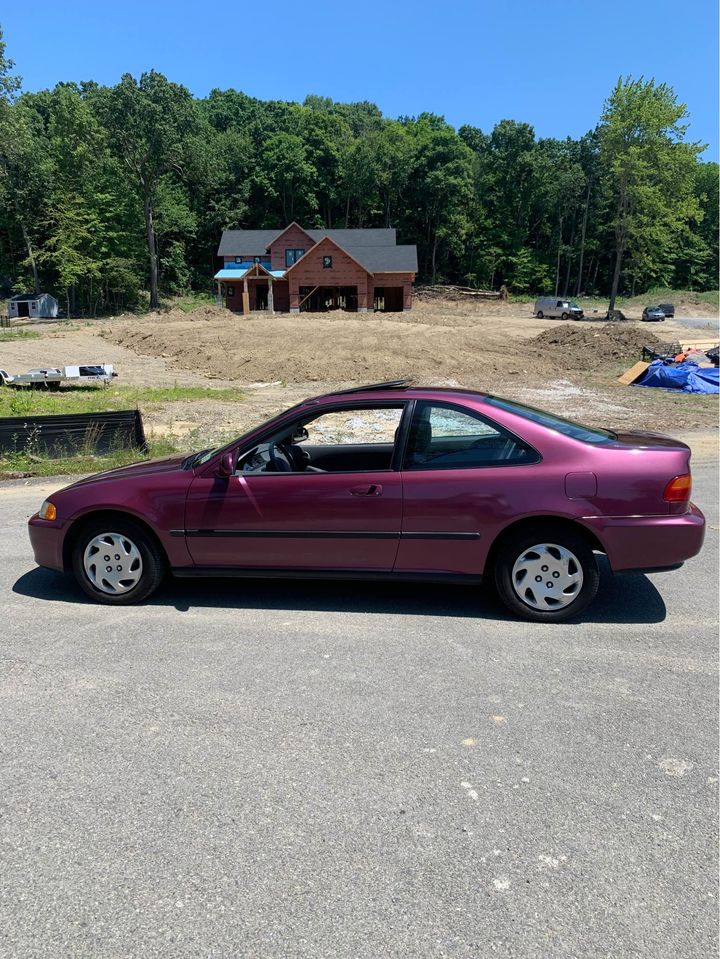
[663,473,692,502]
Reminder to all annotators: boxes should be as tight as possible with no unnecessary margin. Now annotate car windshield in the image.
[484,396,615,443]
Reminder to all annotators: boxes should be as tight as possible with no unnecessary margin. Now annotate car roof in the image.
[297,382,490,409]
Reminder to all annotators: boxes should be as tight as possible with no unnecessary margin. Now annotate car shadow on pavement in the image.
[13,559,667,625]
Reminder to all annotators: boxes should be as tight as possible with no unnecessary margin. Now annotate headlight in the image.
[39,500,57,521]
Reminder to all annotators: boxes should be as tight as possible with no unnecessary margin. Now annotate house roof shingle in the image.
[343,245,418,273]
[218,227,401,257]
[217,230,279,255]
[308,228,397,247]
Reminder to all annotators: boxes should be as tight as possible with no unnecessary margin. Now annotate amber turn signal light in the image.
[663,474,692,502]
[39,500,57,521]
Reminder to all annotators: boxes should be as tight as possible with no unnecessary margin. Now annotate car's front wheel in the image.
[71,518,166,604]
[494,525,599,622]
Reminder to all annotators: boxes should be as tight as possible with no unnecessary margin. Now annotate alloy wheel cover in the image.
[83,532,143,595]
[511,542,583,611]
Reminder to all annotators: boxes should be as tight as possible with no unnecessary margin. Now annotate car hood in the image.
[59,453,190,491]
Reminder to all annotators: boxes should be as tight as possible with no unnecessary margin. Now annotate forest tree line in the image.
[0,26,717,315]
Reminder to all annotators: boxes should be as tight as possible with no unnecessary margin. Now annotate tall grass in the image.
[0,384,244,417]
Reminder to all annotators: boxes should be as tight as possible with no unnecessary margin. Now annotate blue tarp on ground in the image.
[635,360,720,394]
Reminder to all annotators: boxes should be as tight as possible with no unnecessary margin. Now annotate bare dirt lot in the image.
[2,298,717,452]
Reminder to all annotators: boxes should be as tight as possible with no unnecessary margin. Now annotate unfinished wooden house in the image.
[214,223,418,314]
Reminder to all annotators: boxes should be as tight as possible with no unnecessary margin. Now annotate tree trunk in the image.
[575,180,591,296]
[143,187,160,310]
[20,223,40,294]
[554,216,563,297]
[562,213,576,298]
[608,239,624,311]
[431,232,439,284]
[608,187,630,312]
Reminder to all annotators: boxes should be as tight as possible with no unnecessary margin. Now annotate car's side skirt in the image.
[169,529,481,541]
[171,567,483,585]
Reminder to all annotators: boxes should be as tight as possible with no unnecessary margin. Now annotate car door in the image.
[183,404,407,572]
[395,401,541,576]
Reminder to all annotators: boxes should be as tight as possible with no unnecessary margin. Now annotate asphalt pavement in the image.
[1,464,718,958]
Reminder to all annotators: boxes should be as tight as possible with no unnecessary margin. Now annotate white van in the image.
[534,297,584,320]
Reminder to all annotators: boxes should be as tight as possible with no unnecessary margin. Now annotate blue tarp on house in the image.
[635,360,719,394]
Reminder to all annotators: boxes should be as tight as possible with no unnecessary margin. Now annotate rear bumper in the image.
[28,515,65,572]
[584,502,706,572]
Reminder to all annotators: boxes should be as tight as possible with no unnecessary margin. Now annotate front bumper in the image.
[28,514,66,572]
[584,502,706,572]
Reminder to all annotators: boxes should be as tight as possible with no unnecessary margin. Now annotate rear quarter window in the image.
[485,396,615,444]
[404,402,539,470]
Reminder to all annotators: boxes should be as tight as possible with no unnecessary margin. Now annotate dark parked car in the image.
[657,302,675,318]
[28,381,705,622]
[642,306,666,322]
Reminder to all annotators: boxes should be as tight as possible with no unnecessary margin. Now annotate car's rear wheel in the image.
[494,525,599,622]
[71,518,166,605]
[536,310,544,319]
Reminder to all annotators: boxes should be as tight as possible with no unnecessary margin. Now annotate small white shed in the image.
[8,293,59,319]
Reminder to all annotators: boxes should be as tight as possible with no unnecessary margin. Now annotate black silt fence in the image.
[0,410,148,456]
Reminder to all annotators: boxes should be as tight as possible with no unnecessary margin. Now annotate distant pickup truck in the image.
[0,364,117,388]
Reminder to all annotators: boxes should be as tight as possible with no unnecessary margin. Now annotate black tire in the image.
[493,524,599,623]
[536,311,544,319]
[71,516,166,605]
[561,312,569,320]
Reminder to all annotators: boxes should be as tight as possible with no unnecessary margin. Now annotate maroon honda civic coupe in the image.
[28,381,705,622]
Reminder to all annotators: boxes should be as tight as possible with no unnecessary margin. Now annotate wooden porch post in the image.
[216,281,223,307]
[242,277,250,315]
[268,276,274,314]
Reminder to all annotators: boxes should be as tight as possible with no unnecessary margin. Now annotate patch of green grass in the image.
[172,292,218,313]
[0,329,42,342]
[0,384,244,417]
[0,439,181,479]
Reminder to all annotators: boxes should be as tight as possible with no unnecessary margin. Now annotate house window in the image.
[253,256,262,264]
[226,286,235,296]
[323,255,333,269]
[31,302,36,309]
[234,257,243,263]
[285,248,305,267]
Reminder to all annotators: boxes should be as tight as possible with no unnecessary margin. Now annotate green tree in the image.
[257,132,317,224]
[598,77,704,310]
[93,71,198,308]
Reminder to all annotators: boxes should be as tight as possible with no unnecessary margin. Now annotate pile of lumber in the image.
[415,284,504,301]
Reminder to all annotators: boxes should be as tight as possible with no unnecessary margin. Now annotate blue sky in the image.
[3,0,718,159]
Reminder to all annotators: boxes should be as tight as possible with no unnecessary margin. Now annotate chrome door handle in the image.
[349,484,383,496]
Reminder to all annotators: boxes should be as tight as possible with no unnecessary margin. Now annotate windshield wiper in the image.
[183,449,211,469]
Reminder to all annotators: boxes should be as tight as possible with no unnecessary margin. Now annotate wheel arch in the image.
[484,515,606,575]
[62,509,169,573]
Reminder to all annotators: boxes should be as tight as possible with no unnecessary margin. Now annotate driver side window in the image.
[237,406,405,474]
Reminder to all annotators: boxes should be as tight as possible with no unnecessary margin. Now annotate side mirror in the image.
[214,451,235,478]
[293,426,309,442]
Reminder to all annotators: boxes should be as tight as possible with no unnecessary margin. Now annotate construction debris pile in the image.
[618,339,719,394]
[415,285,506,301]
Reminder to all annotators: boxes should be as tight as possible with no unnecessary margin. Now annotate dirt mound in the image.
[105,309,552,385]
[143,305,234,324]
[530,323,667,371]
